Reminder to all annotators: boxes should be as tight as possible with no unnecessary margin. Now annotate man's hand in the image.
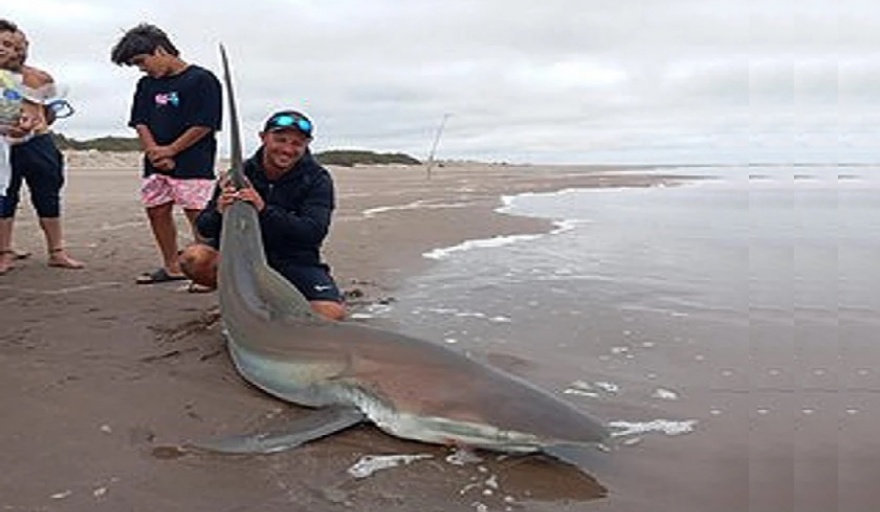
[6,121,31,140]
[216,182,238,214]
[146,145,176,164]
[216,175,265,213]
[7,111,37,139]
[152,157,176,172]
[236,186,266,212]
[144,144,176,173]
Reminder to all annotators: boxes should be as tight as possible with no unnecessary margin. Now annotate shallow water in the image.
[379,165,875,512]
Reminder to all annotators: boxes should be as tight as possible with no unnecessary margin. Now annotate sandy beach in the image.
[0,153,685,512]
[4,156,868,512]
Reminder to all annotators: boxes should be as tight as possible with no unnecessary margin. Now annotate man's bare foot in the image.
[47,248,85,269]
[0,250,15,275]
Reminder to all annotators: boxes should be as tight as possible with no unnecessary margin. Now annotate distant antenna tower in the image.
[425,113,451,179]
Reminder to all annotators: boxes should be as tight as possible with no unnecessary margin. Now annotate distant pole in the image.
[425,113,451,180]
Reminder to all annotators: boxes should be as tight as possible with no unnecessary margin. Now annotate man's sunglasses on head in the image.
[268,113,312,136]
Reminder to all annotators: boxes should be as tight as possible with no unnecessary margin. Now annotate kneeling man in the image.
[180,110,346,321]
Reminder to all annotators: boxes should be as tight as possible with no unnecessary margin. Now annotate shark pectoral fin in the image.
[187,406,366,455]
[255,264,318,320]
[543,442,610,472]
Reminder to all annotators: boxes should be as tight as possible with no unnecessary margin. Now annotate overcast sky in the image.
[4,0,873,164]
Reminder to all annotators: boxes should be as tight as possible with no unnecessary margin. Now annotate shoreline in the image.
[324,162,687,303]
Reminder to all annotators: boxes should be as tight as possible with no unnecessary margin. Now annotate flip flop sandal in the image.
[186,282,216,294]
[136,268,188,284]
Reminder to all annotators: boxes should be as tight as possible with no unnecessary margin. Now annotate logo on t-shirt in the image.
[154,91,180,107]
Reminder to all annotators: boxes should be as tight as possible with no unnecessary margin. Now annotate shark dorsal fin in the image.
[219,44,246,189]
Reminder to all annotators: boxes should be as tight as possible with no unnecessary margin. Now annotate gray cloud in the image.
[5,0,871,163]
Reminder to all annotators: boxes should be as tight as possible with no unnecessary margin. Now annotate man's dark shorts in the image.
[1,134,64,218]
[274,261,343,302]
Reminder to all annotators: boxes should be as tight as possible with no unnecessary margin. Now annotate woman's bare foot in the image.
[0,250,15,275]
[47,248,85,269]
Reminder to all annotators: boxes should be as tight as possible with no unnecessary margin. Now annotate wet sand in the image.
[0,157,688,512]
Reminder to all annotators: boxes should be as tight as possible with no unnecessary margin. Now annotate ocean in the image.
[372,165,874,512]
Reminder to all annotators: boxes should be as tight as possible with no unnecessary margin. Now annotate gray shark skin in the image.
[212,46,609,459]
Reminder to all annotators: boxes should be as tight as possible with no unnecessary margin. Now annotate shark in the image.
[200,46,609,464]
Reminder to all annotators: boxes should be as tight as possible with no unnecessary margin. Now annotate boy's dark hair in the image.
[0,19,19,33]
[110,23,179,65]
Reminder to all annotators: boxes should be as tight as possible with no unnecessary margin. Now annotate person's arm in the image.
[133,124,174,172]
[44,105,56,125]
[195,184,223,240]
[133,124,158,150]
[129,79,160,154]
[21,66,57,126]
[146,125,212,162]
[195,171,252,241]
[8,104,37,140]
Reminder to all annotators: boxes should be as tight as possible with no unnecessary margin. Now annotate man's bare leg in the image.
[179,242,218,293]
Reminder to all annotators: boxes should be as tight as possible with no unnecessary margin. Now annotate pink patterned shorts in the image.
[140,174,215,210]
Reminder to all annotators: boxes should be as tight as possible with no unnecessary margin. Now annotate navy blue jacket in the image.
[196,149,335,267]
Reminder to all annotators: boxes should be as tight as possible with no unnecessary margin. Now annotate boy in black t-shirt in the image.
[111,24,222,284]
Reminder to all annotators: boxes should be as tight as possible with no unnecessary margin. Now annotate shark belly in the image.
[333,386,545,453]
[227,341,345,408]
